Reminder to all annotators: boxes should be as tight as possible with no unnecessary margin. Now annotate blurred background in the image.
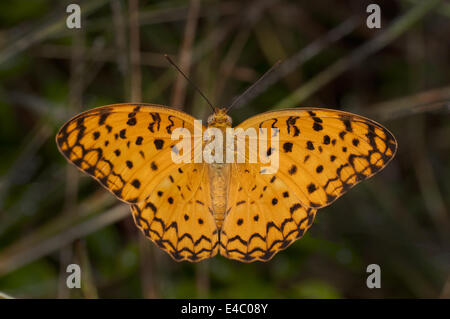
[0,0,449,298]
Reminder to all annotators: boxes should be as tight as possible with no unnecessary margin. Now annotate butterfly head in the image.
[207,107,232,128]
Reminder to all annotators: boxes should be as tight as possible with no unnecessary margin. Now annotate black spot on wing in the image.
[148,112,161,132]
[131,179,141,189]
[154,139,164,150]
[98,112,110,125]
[283,142,293,152]
[288,165,297,175]
[313,122,323,131]
[307,183,316,193]
[127,117,137,126]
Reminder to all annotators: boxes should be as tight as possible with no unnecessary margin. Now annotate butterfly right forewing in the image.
[235,108,397,209]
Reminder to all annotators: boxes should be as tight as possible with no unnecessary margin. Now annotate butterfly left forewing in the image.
[56,103,201,204]
[235,108,397,209]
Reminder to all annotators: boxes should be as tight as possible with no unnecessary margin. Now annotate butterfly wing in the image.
[56,103,199,204]
[233,108,397,209]
[219,163,316,262]
[219,107,396,262]
[57,103,218,261]
[130,163,218,262]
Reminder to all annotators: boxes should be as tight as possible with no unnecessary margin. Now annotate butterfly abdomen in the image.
[208,163,231,229]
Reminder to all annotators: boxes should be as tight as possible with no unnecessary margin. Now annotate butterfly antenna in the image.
[164,54,215,112]
[226,60,282,113]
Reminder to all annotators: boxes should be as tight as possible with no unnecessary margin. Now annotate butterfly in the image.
[56,103,397,262]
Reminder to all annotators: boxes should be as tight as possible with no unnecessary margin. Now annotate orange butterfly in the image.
[56,103,397,262]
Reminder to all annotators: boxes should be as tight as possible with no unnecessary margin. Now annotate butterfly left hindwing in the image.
[131,163,218,262]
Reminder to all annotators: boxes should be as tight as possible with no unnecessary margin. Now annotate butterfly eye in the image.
[225,115,232,126]
[207,115,215,126]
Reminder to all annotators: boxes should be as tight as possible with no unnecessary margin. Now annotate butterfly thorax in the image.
[206,108,232,229]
